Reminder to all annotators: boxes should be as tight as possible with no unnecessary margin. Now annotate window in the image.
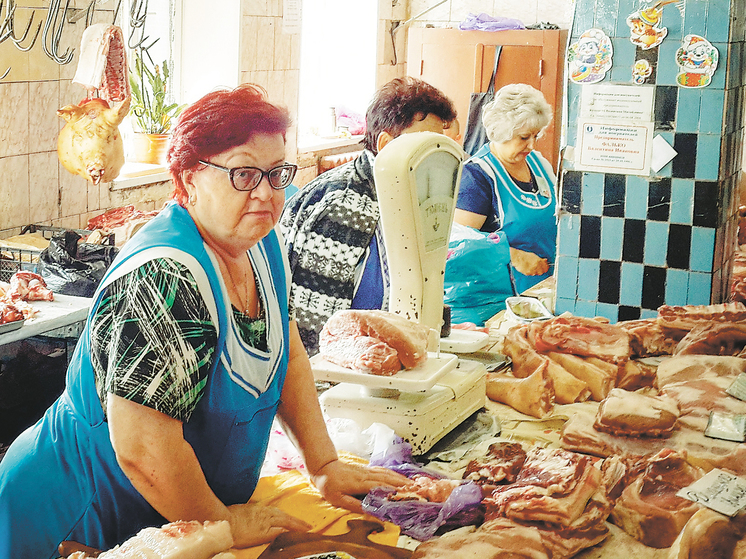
[297,0,378,144]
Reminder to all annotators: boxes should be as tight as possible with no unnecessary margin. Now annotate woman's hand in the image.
[510,247,549,276]
[310,459,410,513]
[227,502,311,548]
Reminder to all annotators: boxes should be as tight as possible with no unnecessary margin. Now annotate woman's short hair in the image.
[363,77,456,154]
[168,84,292,206]
[482,83,552,144]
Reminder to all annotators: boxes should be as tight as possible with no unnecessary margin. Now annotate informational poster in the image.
[575,84,655,175]
[580,84,655,121]
[576,121,653,174]
[283,0,302,34]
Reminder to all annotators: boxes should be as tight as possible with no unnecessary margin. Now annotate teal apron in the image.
[470,146,557,294]
[0,203,289,558]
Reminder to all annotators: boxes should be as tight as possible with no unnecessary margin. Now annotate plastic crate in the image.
[0,225,115,282]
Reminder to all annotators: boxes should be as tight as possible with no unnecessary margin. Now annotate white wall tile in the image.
[0,155,30,230]
[28,152,59,224]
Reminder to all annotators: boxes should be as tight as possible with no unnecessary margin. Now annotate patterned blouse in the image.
[90,258,267,422]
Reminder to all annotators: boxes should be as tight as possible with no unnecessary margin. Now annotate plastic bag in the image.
[363,436,483,540]
[38,231,119,297]
[458,12,525,32]
[444,224,515,326]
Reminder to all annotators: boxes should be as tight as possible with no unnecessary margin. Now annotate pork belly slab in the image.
[611,449,704,549]
[594,388,680,438]
[667,508,746,559]
[463,441,527,486]
[78,520,234,559]
[527,316,630,364]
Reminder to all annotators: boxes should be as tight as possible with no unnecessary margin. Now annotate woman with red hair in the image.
[0,85,408,558]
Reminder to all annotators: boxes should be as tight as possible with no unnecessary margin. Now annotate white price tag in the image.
[676,468,746,517]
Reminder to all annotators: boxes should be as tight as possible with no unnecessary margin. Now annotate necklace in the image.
[224,257,253,316]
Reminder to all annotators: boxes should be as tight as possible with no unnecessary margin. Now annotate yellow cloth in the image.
[231,466,400,558]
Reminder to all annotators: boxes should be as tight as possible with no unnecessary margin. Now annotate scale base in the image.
[319,360,487,455]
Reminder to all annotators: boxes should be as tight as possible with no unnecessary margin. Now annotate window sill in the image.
[111,162,171,191]
[297,134,364,154]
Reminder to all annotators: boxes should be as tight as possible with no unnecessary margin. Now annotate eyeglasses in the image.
[198,160,298,191]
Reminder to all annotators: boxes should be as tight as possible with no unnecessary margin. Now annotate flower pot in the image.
[132,133,169,165]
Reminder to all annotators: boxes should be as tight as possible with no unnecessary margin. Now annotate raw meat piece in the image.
[611,449,704,548]
[616,359,658,391]
[594,388,680,438]
[388,475,462,503]
[320,310,429,374]
[8,271,54,301]
[656,355,746,388]
[673,321,746,356]
[657,302,746,333]
[546,352,615,401]
[463,442,527,486]
[484,447,603,527]
[412,519,550,559]
[0,301,25,324]
[502,325,591,404]
[667,508,746,559]
[94,520,233,559]
[485,363,555,418]
[527,316,630,364]
[618,318,682,358]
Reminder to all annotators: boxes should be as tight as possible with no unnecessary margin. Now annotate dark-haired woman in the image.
[0,85,407,559]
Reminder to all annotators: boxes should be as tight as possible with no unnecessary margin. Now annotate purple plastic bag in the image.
[362,483,483,541]
[458,12,525,32]
[364,437,484,540]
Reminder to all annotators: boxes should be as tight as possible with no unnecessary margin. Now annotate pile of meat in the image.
[319,309,430,375]
[0,271,54,324]
[87,205,160,247]
[62,520,234,559]
[413,445,626,559]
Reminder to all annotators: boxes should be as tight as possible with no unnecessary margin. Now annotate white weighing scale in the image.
[311,132,487,454]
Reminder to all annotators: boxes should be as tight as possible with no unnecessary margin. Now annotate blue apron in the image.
[0,203,289,558]
[470,146,557,294]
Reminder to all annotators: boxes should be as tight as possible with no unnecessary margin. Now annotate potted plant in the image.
[129,49,186,165]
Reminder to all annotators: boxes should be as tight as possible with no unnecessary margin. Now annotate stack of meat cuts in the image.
[87,204,160,247]
[496,315,632,416]
[414,446,624,558]
[319,309,429,375]
[0,271,53,324]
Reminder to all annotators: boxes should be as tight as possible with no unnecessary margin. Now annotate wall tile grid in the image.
[555,0,745,322]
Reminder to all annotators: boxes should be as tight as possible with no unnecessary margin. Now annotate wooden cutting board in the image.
[257,519,412,559]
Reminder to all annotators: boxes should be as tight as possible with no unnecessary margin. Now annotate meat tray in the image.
[310,351,458,392]
[0,319,25,335]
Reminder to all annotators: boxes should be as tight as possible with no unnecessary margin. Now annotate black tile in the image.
[623,219,645,263]
[642,266,667,310]
[667,224,692,269]
[603,174,626,217]
[618,305,641,321]
[598,260,621,304]
[672,133,697,178]
[647,178,671,222]
[561,171,582,214]
[635,47,659,86]
[693,181,719,228]
[579,215,601,259]
[654,86,677,131]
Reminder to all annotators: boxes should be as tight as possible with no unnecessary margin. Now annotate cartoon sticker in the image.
[676,35,719,88]
[627,5,667,50]
[632,59,653,84]
[568,28,613,84]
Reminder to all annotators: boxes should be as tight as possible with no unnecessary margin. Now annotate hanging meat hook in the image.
[127,0,150,49]
[0,0,42,50]
[41,0,74,64]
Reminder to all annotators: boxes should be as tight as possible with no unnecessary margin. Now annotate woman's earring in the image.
[189,193,197,206]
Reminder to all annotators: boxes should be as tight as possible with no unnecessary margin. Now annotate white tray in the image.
[440,329,489,353]
[310,351,458,392]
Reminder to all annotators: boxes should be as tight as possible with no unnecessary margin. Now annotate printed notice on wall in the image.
[580,84,655,121]
[576,120,653,175]
[283,0,302,34]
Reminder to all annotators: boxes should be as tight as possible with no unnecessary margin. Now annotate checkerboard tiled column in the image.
[555,0,746,321]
